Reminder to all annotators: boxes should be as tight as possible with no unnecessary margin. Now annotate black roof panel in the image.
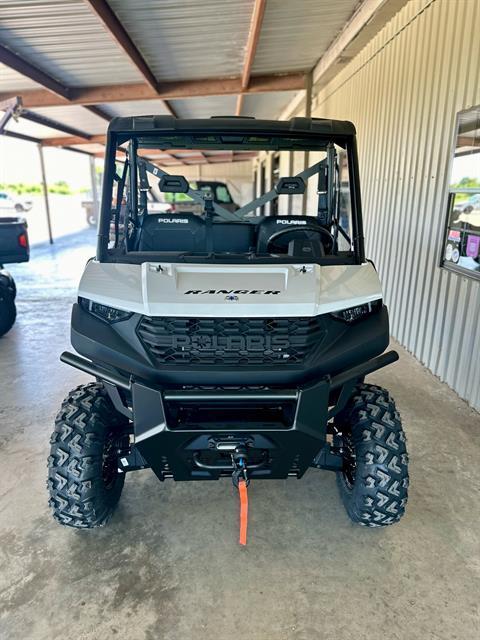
[108,115,356,137]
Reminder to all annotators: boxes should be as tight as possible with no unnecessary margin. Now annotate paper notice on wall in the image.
[466,234,480,258]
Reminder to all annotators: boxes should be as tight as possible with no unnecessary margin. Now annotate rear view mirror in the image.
[159,175,189,193]
[275,177,305,195]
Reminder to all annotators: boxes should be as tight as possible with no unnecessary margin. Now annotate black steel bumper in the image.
[60,349,398,482]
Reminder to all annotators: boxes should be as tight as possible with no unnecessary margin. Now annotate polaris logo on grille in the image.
[173,334,290,352]
[158,218,189,223]
[185,289,281,295]
[276,219,307,225]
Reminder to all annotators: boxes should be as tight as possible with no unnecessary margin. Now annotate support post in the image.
[302,70,313,215]
[89,155,99,223]
[37,144,53,244]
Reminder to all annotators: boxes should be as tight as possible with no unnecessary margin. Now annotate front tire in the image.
[48,383,129,528]
[336,383,409,527]
[0,288,16,337]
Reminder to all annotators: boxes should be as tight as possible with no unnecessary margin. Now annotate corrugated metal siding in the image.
[303,0,480,410]
[253,0,360,74]
[0,0,143,87]
[107,0,254,81]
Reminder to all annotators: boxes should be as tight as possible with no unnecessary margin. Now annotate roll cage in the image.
[97,116,365,264]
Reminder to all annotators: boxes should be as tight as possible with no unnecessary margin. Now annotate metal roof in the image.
[252,0,361,74]
[0,63,38,91]
[106,0,256,82]
[32,105,107,134]
[100,99,172,119]
[0,0,143,86]
[0,0,405,158]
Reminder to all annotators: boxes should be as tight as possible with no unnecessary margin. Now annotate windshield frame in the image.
[97,120,365,265]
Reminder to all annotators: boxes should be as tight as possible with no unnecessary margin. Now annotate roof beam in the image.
[1,129,41,144]
[0,43,70,100]
[83,0,157,90]
[312,0,410,86]
[236,0,266,115]
[21,109,92,139]
[83,104,112,121]
[42,134,106,147]
[83,0,176,116]
[0,73,305,109]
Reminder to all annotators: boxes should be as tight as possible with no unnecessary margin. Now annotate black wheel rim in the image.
[102,432,119,489]
[341,430,357,489]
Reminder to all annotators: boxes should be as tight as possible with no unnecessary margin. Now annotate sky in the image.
[0,136,93,190]
[451,152,480,184]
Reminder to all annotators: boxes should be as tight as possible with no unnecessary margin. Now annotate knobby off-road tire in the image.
[0,289,16,337]
[48,383,129,528]
[336,383,409,527]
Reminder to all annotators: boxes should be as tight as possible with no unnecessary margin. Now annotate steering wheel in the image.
[266,225,335,256]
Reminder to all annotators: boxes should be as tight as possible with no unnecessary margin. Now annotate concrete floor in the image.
[1,229,479,640]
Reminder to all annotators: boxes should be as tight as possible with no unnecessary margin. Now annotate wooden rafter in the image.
[42,134,106,147]
[236,0,266,116]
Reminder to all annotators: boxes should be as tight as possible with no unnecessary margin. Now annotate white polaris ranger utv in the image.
[48,116,408,535]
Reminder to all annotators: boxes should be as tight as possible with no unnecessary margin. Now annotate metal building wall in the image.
[308,0,480,410]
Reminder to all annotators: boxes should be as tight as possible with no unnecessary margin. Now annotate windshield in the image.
[99,129,362,265]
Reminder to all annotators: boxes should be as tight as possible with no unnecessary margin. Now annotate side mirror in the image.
[159,175,189,193]
[275,176,305,195]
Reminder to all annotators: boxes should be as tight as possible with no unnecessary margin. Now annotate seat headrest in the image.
[137,213,206,252]
[256,215,324,252]
[142,212,205,228]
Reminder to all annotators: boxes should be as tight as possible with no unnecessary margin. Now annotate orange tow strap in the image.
[238,479,249,545]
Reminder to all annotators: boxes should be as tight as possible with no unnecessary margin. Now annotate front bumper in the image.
[61,349,399,482]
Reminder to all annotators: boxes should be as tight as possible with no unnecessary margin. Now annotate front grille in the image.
[137,316,327,366]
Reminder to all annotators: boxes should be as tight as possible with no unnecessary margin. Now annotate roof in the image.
[0,0,407,160]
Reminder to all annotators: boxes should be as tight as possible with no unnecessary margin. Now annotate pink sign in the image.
[466,234,480,258]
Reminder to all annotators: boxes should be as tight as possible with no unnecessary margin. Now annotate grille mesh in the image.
[137,316,327,366]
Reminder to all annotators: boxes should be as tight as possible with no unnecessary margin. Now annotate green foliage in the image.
[0,182,41,194]
[0,181,89,195]
[453,176,480,188]
[451,177,480,202]
[48,180,71,195]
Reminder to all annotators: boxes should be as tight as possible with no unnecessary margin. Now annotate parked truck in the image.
[0,216,29,337]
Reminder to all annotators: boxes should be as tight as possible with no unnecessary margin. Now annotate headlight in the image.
[331,300,382,323]
[79,297,132,323]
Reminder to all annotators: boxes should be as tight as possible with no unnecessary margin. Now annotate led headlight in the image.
[331,299,382,323]
[79,297,132,324]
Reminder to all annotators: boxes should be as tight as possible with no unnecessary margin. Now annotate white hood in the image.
[78,261,382,318]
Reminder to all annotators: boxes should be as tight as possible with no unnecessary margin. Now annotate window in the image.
[442,106,480,278]
[214,185,232,204]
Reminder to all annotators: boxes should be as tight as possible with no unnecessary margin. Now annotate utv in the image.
[48,116,408,535]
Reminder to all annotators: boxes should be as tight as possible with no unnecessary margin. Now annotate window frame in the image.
[440,106,480,282]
